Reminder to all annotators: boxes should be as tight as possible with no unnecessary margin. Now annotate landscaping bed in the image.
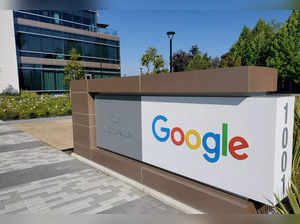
[0,92,71,121]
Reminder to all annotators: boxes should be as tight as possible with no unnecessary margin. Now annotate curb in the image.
[71,153,203,214]
[0,116,72,125]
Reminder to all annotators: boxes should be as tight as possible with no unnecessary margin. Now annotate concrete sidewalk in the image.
[0,123,180,214]
[11,119,73,150]
[1,116,73,150]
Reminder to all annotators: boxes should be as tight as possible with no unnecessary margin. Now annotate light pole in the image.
[167,31,175,73]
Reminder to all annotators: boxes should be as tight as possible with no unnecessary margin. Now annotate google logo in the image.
[152,115,249,163]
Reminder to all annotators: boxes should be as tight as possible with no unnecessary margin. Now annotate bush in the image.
[0,91,72,121]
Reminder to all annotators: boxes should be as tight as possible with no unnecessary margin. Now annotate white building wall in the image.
[0,10,19,94]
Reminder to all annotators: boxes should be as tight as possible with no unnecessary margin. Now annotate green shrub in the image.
[0,91,72,121]
[275,181,300,214]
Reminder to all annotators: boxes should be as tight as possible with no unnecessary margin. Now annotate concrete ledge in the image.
[141,165,257,214]
[70,80,87,92]
[88,76,140,93]
[90,148,142,183]
[72,124,96,148]
[72,66,278,95]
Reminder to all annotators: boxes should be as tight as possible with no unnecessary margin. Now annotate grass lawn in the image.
[0,91,71,121]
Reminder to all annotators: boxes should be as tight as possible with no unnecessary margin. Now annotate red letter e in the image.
[229,136,249,160]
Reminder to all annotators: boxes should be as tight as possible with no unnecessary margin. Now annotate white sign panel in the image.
[141,96,294,205]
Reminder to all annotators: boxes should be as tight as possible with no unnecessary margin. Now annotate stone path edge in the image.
[0,116,72,125]
[71,153,203,214]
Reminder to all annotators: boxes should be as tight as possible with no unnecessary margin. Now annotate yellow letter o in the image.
[185,129,202,150]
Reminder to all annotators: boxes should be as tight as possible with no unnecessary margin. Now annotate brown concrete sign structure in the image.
[71,66,278,214]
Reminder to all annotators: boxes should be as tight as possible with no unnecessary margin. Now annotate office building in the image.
[0,10,120,93]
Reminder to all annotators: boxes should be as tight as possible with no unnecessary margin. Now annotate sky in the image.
[99,9,291,76]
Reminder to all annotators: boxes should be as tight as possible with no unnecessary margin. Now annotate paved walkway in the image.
[11,119,73,150]
[0,122,180,214]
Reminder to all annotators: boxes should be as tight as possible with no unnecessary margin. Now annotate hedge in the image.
[0,91,72,121]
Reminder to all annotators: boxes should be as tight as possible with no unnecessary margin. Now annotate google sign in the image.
[141,96,295,205]
[152,115,249,163]
[95,95,295,205]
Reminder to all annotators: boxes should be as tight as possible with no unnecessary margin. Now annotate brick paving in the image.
[0,122,180,214]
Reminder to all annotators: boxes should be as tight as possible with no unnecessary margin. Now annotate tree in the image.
[141,47,157,74]
[185,53,212,71]
[266,10,300,88]
[228,19,280,67]
[172,50,191,72]
[229,25,252,65]
[153,55,166,74]
[220,53,242,68]
[172,45,203,72]
[211,57,221,68]
[64,48,85,89]
[190,45,200,57]
[141,47,168,74]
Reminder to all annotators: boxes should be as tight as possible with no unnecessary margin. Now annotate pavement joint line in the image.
[71,153,203,214]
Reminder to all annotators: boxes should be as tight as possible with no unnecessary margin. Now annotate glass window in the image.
[108,47,117,59]
[74,42,83,55]
[16,33,28,50]
[31,10,42,15]
[53,38,64,54]
[73,15,82,24]
[116,48,120,60]
[102,75,113,78]
[62,12,72,21]
[40,11,51,23]
[92,74,102,79]
[64,40,76,54]
[25,13,37,21]
[37,28,54,36]
[94,45,102,58]
[31,70,43,90]
[43,71,55,90]
[14,11,25,19]
[20,70,32,90]
[41,10,50,16]
[53,12,60,25]
[82,17,91,26]
[22,26,39,33]
[55,72,65,90]
[27,34,41,52]
[91,13,96,26]
[83,43,94,57]
[43,53,56,59]
[41,36,54,53]
[102,45,108,58]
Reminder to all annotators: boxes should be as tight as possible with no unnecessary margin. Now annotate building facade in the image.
[0,10,120,94]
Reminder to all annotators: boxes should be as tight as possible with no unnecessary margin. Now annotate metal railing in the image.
[98,27,118,36]
[15,10,118,36]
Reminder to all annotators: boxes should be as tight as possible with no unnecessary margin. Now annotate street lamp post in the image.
[167,31,176,73]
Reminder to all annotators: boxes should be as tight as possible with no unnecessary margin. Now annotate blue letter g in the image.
[152,115,170,142]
